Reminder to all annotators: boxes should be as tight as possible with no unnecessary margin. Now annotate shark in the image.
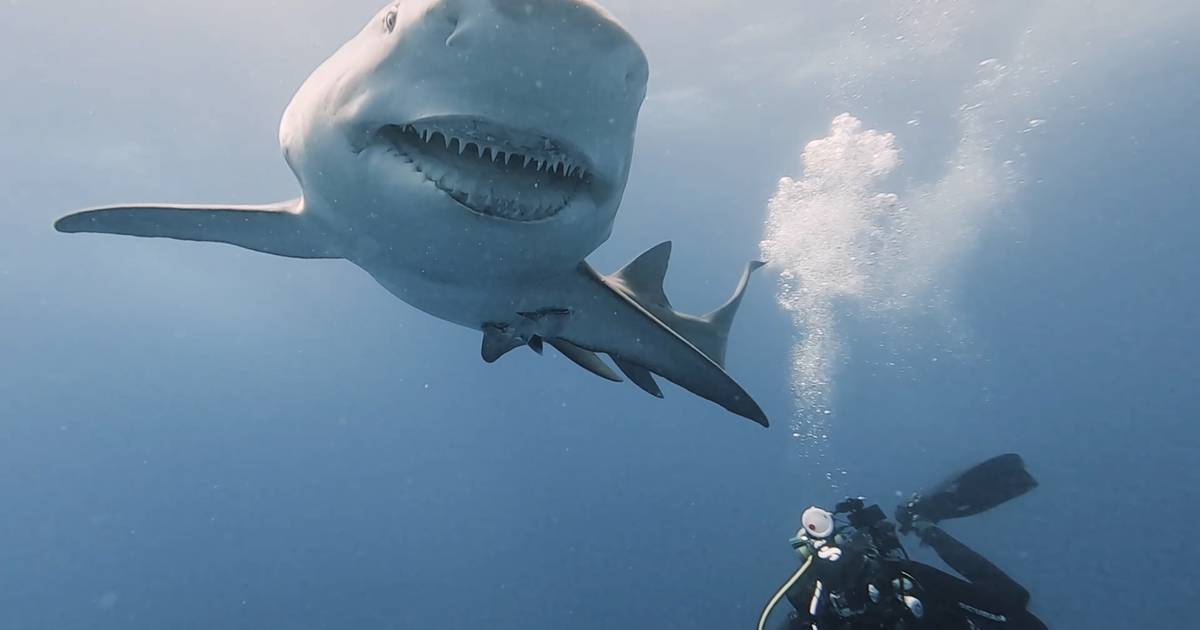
[55,0,769,426]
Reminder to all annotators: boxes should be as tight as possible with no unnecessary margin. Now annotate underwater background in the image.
[1,1,1197,628]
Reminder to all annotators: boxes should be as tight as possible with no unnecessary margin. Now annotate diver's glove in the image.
[894,495,920,533]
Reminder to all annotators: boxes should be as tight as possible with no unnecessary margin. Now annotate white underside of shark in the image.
[55,0,769,426]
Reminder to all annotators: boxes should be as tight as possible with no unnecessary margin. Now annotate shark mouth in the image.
[376,117,595,222]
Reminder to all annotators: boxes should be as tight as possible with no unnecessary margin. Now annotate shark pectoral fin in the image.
[613,358,664,399]
[54,199,342,260]
[547,339,623,383]
[629,347,768,426]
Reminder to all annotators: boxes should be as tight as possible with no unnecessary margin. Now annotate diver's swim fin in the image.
[900,454,1037,525]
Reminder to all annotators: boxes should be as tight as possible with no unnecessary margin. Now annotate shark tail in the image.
[561,242,768,426]
[605,242,764,369]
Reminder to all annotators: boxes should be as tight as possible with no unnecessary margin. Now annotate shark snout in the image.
[391,0,647,194]
[483,0,635,43]
[455,0,648,77]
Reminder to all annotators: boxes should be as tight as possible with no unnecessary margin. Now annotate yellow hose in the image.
[756,555,813,630]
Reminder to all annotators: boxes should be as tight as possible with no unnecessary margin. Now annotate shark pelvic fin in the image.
[548,339,623,383]
[54,199,342,260]
[481,325,527,363]
[613,358,664,399]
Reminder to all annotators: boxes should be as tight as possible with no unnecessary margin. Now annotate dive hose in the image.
[756,554,813,630]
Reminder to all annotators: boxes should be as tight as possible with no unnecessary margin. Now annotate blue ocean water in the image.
[1,2,1197,629]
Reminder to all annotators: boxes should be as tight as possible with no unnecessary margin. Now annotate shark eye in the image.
[383,9,398,33]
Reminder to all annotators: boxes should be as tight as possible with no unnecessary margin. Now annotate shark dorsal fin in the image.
[609,241,672,309]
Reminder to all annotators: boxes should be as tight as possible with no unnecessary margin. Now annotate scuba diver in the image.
[758,454,1049,630]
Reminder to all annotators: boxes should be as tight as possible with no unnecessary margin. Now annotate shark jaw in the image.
[372,116,600,222]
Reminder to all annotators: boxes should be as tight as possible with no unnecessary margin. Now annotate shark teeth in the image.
[401,120,592,181]
[377,118,593,222]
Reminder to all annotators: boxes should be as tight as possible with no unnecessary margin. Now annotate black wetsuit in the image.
[778,526,1047,630]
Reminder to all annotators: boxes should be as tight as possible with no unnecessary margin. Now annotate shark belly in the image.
[358,248,769,426]
[357,256,576,331]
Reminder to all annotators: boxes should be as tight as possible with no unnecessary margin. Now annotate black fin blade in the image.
[613,357,664,398]
[529,335,544,355]
[905,454,1038,523]
[548,339,623,382]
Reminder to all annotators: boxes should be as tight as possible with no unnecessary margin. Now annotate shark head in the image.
[280,0,649,279]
